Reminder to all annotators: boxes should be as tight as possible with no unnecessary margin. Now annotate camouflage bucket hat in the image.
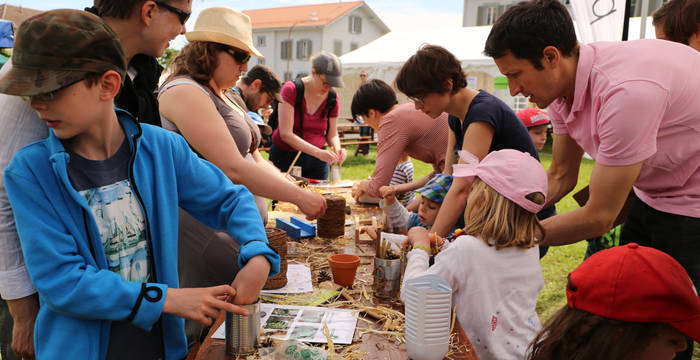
[0,9,126,96]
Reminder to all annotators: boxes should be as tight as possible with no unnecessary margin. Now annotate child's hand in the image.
[360,225,378,241]
[379,185,397,205]
[230,255,271,305]
[405,226,431,250]
[163,285,240,326]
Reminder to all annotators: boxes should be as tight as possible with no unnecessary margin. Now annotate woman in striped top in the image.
[350,79,449,206]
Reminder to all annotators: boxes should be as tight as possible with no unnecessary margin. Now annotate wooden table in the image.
[190,187,479,360]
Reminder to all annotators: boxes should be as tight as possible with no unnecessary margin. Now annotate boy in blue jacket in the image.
[0,10,280,359]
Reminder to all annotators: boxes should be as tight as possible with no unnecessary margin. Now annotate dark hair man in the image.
[485,2,700,358]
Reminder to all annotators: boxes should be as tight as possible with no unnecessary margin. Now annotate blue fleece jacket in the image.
[3,109,280,359]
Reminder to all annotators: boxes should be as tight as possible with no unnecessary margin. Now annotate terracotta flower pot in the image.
[328,254,361,287]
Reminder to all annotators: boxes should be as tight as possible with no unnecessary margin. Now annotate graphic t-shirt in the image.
[67,139,161,359]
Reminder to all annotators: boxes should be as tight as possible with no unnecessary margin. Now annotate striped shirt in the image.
[366,103,449,197]
[390,160,415,205]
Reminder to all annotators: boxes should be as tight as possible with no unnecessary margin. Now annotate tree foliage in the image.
[157,48,179,69]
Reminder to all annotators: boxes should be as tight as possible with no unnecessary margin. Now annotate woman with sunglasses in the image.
[269,51,347,180]
[157,7,326,347]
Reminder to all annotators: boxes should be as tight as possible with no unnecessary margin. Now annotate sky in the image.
[5,0,465,49]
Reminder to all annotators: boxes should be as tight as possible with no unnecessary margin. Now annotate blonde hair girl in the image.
[402,149,548,360]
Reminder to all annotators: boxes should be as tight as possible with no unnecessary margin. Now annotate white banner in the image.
[570,0,627,43]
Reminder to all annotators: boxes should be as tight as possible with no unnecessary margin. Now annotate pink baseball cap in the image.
[517,108,550,128]
[452,149,547,213]
[567,243,700,342]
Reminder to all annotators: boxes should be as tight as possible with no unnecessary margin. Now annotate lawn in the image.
[338,145,592,323]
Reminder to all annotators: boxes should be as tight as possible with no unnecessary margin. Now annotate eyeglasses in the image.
[223,47,251,65]
[408,95,425,105]
[153,0,191,25]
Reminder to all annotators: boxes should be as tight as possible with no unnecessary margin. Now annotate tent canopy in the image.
[340,25,494,69]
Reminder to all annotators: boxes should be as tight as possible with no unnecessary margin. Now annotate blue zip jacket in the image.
[4,109,280,359]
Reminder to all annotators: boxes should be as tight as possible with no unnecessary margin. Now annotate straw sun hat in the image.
[185,7,263,57]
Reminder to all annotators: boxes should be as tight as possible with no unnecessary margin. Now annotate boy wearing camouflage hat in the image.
[0,2,191,358]
[0,10,279,359]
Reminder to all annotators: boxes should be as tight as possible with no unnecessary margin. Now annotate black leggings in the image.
[269,144,330,180]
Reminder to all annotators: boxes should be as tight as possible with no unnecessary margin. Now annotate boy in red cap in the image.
[516,108,550,152]
[528,243,700,360]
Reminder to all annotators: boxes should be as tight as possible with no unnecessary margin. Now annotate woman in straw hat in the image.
[157,6,326,346]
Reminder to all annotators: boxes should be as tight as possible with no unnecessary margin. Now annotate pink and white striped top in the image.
[366,103,449,197]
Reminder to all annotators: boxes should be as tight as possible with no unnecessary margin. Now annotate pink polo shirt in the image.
[549,40,700,218]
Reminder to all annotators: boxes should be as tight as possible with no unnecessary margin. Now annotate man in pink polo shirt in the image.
[485,4,700,356]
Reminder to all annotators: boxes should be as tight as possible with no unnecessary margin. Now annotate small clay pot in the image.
[328,254,361,287]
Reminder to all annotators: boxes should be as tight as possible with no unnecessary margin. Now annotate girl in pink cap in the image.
[402,149,548,360]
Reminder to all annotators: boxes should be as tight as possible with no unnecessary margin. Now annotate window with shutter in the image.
[348,15,362,34]
[280,40,292,60]
[296,39,312,60]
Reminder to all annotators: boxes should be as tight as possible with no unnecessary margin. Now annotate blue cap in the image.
[247,111,272,135]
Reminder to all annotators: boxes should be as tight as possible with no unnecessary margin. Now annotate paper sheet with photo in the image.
[213,303,358,344]
[260,263,313,294]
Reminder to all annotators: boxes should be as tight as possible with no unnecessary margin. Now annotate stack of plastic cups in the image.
[403,274,452,360]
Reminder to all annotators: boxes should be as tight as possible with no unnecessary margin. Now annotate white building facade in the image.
[245,2,389,82]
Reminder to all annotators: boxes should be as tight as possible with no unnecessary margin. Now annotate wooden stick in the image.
[285,150,302,175]
[341,292,383,321]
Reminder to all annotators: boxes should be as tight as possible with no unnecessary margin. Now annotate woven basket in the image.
[263,228,288,290]
[317,195,346,238]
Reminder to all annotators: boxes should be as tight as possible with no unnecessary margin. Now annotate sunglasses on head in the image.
[223,47,251,65]
[153,0,190,25]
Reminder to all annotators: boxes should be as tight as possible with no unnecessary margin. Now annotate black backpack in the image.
[268,78,337,138]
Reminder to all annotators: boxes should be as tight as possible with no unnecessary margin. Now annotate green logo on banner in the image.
[494,76,508,90]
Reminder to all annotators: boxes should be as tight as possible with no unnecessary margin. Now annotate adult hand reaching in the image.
[315,149,340,164]
[297,191,327,220]
[352,180,369,201]
[335,148,347,165]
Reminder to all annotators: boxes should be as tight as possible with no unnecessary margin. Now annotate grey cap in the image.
[312,51,344,88]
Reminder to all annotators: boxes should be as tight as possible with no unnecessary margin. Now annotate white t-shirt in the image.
[401,235,543,360]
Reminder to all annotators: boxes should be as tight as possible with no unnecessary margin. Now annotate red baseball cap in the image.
[567,243,700,342]
[517,108,550,128]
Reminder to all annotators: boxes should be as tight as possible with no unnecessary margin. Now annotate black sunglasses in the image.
[223,47,251,65]
[153,0,190,25]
